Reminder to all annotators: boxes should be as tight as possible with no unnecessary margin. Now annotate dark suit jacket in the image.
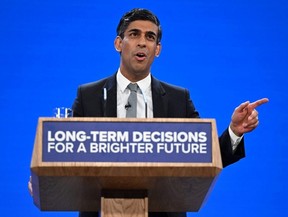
[72,73,245,217]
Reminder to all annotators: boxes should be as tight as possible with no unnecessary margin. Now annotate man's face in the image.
[114,20,161,82]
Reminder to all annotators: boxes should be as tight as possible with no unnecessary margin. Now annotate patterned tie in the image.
[126,83,138,117]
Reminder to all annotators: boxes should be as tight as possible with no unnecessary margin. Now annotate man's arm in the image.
[221,98,269,167]
[219,128,245,167]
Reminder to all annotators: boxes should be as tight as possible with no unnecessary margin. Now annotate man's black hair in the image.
[116,8,162,44]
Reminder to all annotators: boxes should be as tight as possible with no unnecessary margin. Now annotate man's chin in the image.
[130,67,150,80]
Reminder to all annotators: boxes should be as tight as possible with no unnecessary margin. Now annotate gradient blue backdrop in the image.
[1,0,287,216]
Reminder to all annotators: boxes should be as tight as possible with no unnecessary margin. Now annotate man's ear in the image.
[114,36,122,52]
[155,43,162,57]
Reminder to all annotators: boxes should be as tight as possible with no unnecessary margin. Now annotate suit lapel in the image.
[151,76,168,117]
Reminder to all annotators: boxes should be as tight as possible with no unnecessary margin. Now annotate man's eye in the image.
[147,34,156,41]
[130,32,138,37]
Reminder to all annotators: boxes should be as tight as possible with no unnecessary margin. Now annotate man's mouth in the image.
[135,52,147,61]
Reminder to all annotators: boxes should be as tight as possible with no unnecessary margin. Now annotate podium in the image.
[30,117,222,217]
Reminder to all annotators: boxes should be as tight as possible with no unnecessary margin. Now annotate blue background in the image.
[1,0,287,216]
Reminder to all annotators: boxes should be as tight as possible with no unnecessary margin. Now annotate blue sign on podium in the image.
[42,119,212,163]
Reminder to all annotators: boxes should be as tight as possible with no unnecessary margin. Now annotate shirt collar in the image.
[116,69,151,93]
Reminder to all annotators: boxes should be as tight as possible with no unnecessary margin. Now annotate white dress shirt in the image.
[117,69,153,118]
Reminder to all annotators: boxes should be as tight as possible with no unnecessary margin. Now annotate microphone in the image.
[103,87,107,117]
[125,102,131,110]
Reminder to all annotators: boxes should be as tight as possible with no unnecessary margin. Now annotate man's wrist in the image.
[229,122,243,137]
[229,126,244,149]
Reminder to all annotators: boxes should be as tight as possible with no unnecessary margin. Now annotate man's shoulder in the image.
[153,76,188,93]
[79,78,106,89]
[78,74,116,91]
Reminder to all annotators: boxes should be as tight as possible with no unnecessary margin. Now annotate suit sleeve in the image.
[219,128,245,167]
[185,89,200,118]
[72,86,84,117]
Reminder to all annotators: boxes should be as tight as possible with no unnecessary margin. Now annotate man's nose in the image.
[138,35,146,47]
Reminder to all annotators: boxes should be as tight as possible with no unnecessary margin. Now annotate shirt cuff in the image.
[228,126,244,151]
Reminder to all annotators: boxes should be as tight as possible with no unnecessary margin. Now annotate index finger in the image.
[249,98,269,110]
[235,101,250,112]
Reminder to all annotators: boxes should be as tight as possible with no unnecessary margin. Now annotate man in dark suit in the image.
[71,8,268,217]
[28,7,268,217]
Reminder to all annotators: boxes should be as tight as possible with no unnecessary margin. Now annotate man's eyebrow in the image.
[127,29,157,36]
[127,28,140,33]
[146,31,157,37]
